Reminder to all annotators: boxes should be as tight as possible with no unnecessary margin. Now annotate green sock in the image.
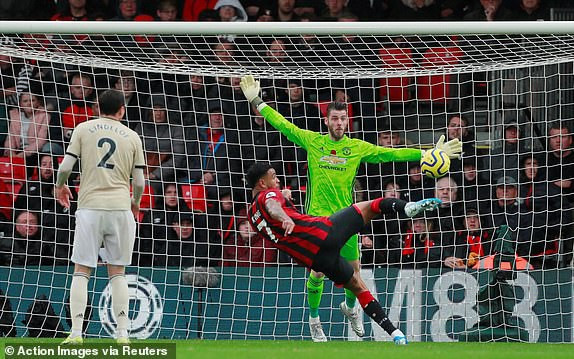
[306,273,324,318]
[345,288,357,309]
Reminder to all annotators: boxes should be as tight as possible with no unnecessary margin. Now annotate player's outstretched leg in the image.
[307,271,327,342]
[404,198,442,217]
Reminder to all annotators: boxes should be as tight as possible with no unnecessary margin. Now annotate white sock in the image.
[309,316,321,324]
[70,273,89,335]
[110,274,129,336]
[392,329,405,338]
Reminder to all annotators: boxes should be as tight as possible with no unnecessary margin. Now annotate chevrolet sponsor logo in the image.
[319,155,347,165]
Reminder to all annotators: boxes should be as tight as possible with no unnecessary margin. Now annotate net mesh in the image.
[0,26,572,342]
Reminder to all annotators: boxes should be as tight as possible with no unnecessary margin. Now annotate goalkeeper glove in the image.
[433,135,463,159]
[240,75,261,103]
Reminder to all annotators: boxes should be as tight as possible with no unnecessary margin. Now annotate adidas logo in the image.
[118,310,127,317]
[75,313,84,319]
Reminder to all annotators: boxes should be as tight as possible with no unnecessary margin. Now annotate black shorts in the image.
[311,205,365,285]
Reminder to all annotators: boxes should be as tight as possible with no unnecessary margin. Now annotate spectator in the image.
[4,91,55,169]
[59,73,95,145]
[255,7,275,21]
[113,71,148,130]
[219,77,249,124]
[320,0,356,20]
[365,180,406,266]
[388,215,442,268]
[182,0,218,21]
[514,0,549,21]
[111,0,140,21]
[546,122,574,204]
[214,0,248,21]
[266,38,291,65]
[156,0,179,21]
[51,0,90,21]
[275,0,300,21]
[490,176,522,229]
[8,211,52,266]
[212,40,239,66]
[181,75,215,127]
[519,155,551,210]
[365,126,408,197]
[134,95,186,188]
[460,157,488,206]
[444,205,493,269]
[464,0,515,21]
[485,121,527,184]
[221,218,277,267]
[14,154,76,252]
[388,0,441,21]
[447,114,476,157]
[0,47,25,105]
[189,100,242,203]
[166,212,212,267]
[425,176,461,263]
[239,97,283,175]
[518,154,564,267]
[206,188,245,260]
[137,183,192,266]
[403,162,426,202]
[277,80,322,132]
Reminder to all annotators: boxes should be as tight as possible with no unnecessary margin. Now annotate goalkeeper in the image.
[240,75,462,342]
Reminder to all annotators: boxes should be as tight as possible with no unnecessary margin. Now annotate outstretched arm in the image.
[240,75,317,148]
[265,198,295,235]
[424,134,463,159]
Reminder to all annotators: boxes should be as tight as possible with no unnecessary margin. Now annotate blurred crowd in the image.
[0,0,572,271]
[0,0,573,22]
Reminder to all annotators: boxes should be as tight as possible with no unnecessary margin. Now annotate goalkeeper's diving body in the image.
[247,162,443,344]
[240,75,462,341]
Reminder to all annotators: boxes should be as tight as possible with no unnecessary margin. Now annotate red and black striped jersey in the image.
[248,189,332,267]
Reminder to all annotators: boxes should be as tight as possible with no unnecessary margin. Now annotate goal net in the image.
[0,21,572,342]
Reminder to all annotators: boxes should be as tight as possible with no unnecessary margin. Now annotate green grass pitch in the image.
[2,339,574,359]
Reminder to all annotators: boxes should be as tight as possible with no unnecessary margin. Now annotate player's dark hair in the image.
[326,102,347,117]
[246,162,273,189]
[98,89,125,116]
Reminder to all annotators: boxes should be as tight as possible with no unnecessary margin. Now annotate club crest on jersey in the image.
[265,192,277,199]
[319,155,347,165]
[342,147,351,156]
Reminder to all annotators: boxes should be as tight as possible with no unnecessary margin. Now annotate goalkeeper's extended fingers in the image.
[445,138,463,159]
[435,134,445,149]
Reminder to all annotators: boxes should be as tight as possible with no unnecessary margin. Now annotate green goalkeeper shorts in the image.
[340,233,360,261]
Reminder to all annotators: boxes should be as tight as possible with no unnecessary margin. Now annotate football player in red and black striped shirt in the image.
[246,162,442,344]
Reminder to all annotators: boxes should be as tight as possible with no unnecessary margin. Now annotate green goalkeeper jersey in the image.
[260,105,422,216]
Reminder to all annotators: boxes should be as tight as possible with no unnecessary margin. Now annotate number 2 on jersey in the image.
[97,137,116,169]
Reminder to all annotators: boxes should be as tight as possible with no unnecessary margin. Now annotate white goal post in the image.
[0,21,572,343]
